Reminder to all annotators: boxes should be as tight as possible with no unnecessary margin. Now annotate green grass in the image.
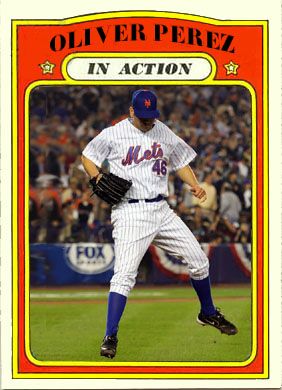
[29,285,252,362]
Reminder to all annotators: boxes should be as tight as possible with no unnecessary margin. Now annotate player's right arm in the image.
[81,128,111,179]
[81,155,101,179]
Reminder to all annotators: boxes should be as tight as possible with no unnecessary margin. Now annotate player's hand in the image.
[91,173,103,183]
[190,185,207,203]
[96,173,103,183]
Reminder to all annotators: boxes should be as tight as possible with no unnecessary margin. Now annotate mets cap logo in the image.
[144,98,151,108]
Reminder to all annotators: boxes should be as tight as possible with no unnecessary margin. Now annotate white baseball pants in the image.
[110,200,209,297]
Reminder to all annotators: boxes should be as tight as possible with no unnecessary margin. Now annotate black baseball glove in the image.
[89,172,132,205]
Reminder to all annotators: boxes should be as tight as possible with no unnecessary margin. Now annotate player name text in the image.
[49,23,235,53]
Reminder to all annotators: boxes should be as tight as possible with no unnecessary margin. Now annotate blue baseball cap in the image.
[131,90,160,119]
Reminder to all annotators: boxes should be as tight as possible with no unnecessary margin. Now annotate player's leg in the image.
[101,205,158,358]
[153,202,238,335]
[101,236,155,358]
[106,235,154,326]
[153,205,215,314]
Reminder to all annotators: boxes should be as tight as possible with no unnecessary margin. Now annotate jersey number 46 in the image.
[152,159,167,176]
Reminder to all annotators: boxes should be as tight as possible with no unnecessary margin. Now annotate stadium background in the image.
[29,85,252,362]
[30,85,251,246]
[29,85,252,285]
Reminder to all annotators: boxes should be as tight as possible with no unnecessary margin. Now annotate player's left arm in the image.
[176,165,207,203]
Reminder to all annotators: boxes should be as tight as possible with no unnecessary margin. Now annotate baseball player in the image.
[81,89,238,359]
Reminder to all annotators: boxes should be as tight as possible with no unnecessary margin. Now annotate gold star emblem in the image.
[224,61,239,75]
[39,60,55,74]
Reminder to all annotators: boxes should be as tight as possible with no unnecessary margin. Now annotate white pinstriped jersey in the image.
[82,118,196,199]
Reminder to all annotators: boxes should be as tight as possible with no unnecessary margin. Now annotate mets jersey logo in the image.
[122,142,164,165]
[144,99,151,108]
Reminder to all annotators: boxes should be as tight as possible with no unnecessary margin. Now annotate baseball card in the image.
[0,0,281,389]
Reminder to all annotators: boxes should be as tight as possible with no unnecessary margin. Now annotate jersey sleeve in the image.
[82,129,111,167]
[169,136,197,171]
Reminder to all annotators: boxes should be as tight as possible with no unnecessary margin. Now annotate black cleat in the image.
[197,308,238,335]
[100,335,118,359]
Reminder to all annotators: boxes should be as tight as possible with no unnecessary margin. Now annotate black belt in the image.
[128,194,164,204]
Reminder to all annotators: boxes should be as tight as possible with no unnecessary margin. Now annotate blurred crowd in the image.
[29,85,252,244]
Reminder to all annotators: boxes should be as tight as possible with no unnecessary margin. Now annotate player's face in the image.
[136,117,155,131]
[129,106,156,132]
